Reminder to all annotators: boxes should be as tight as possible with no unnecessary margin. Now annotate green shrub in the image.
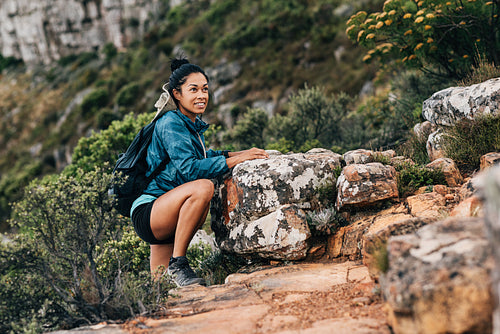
[442,114,500,172]
[346,0,500,79]
[458,54,500,86]
[115,82,142,107]
[102,43,118,63]
[395,161,447,197]
[229,107,269,150]
[7,167,170,331]
[265,137,295,153]
[80,88,109,115]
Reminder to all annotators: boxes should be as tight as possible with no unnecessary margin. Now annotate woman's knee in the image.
[193,179,214,200]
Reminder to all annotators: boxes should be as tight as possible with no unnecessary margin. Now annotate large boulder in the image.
[422,77,500,126]
[211,149,342,260]
[381,217,493,334]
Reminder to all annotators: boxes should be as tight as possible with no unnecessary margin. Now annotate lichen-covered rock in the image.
[426,157,463,187]
[336,163,398,209]
[426,128,445,162]
[211,149,342,260]
[343,149,395,165]
[422,77,500,126]
[217,204,311,260]
[381,217,493,334]
[406,192,448,219]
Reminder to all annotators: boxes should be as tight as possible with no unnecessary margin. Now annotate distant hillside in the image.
[0,0,381,229]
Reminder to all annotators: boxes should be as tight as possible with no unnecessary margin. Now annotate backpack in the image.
[110,112,170,217]
[111,85,175,217]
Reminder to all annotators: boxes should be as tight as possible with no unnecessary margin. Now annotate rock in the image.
[413,120,435,139]
[343,149,395,165]
[481,166,500,334]
[406,192,449,219]
[189,230,218,252]
[211,150,342,260]
[344,149,375,165]
[481,152,500,171]
[336,163,398,209]
[422,77,500,126]
[381,217,493,334]
[217,204,311,260]
[450,195,484,217]
[0,0,163,65]
[426,157,463,187]
[426,128,445,162]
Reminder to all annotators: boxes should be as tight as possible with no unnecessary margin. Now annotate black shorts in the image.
[131,201,175,245]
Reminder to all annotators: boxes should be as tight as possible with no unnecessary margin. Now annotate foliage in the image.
[266,85,353,152]
[316,174,341,207]
[441,114,500,171]
[187,241,214,270]
[395,161,447,196]
[67,112,153,175]
[6,167,171,331]
[116,82,142,107]
[0,54,23,73]
[229,107,269,150]
[306,207,345,235]
[458,53,500,86]
[80,88,109,116]
[346,0,500,79]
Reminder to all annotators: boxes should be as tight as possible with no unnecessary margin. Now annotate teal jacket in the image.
[131,110,228,215]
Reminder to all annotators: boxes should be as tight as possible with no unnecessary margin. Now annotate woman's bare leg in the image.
[148,179,214,274]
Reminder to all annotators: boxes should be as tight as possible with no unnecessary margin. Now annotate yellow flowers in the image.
[385,19,393,26]
[427,38,434,43]
[403,13,412,19]
[486,1,493,5]
[404,29,413,36]
[415,43,424,50]
[388,10,396,15]
[425,25,432,30]
[376,21,384,29]
[415,16,424,23]
[416,10,425,16]
[366,33,376,39]
[357,30,365,41]
[425,13,435,19]
[363,54,372,62]
[459,21,466,25]
[463,55,469,59]
[409,55,417,60]
[346,25,355,34]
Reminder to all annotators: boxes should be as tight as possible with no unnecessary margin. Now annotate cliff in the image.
[0,0,165,65]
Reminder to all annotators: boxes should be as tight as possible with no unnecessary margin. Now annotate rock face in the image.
[211,149,342,260]
[381,217,493,334]
[422,77,500,126]
[0,0,165,65]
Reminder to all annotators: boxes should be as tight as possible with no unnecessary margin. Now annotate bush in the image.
[442,114,500,172]
[395,161,447,197]
[115,82,142,107]
[229,107,269,150]
[80,89,109,115]
[346,0,500,79]
[6,167,170,331]
[266,86,353,152]
[196,250,247,286]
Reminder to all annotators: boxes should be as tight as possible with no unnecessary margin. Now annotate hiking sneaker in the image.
[167,256,206,287]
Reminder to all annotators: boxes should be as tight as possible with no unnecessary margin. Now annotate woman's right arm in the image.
[225,148,269,168]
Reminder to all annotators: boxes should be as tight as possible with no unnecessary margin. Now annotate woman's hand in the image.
[225,147,269,168]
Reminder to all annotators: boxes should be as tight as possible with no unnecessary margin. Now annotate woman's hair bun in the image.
[171,58,189,73]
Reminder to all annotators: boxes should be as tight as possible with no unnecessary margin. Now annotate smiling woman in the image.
[130,57,269,287]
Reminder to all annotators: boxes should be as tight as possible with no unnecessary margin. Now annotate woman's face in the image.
[173,72,209,122]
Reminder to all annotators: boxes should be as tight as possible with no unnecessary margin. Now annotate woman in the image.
[131,58,269,287]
